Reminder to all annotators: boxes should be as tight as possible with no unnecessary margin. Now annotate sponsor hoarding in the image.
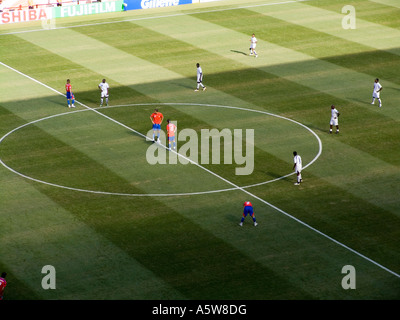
[0,0,197,24]
[53,1,125,18]
[124,0,192,11]
[0,8,52,24]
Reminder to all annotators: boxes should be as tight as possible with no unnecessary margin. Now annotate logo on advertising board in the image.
[1,8,51,24]
[55,1,124,18]
[141,0,189,9]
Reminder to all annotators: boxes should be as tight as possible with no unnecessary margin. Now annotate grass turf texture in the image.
[0,0,399,300]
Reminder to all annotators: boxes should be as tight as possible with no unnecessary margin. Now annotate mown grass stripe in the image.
[369,0,400,9]
[295,0,400,39]
[308,0,400,29]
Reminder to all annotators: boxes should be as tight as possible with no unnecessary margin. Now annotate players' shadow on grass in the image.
[266,171,292,182]
[230,50,248,56]
[348,97,373,105]
[172,81,195,90]
[302,123,330,136]
[225,213,241,225]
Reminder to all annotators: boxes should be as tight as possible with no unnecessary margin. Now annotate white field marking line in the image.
[0,102,318,196]
[0,108,236,197]
[112,102,323,189]
[1,62,400,279]
[0,62,148,138]
[0,0,311,36]
[109,106,400,280]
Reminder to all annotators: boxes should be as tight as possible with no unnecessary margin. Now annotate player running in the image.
[150,109,164,143]
[166,119,177,151]
[65,79,75,108]
[239,201,257,226]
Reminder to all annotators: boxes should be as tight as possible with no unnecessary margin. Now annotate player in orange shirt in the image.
[166,119,177,151]
[239,201,257,226]
[150,109,164,143]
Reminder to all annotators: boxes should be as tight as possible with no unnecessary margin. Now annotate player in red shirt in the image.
[65,79,75,108]
[150,109,164,143]
[239,201,257,226]
[0,272,7,300]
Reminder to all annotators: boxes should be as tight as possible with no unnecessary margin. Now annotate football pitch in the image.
[0,0,399,300]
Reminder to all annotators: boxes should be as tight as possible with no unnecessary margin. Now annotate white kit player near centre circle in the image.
[371,78,382,108]
[99,79,109,107]
[329,105,340,134]
[292,151,302,185]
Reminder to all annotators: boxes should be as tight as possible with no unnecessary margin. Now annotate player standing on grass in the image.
[150,109,164,143]
[329,105,340,134]
[195,63,206,92]
[293,151,302,186]
[166,119,177,151]
[0,272,7,300]
[249,33,258,57]
[371,78,382,108]
[65,79,75,108]
[98,79,109,107]
[239,201,257,226]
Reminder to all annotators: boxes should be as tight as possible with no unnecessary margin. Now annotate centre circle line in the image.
[0,103,322,196]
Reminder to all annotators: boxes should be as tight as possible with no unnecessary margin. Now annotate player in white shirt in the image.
[371,78,382,108]
[98,79,109,107]
[329,104,340,134]
[249,33,258,57]
[292,151,302,185]
[195,63,206,92]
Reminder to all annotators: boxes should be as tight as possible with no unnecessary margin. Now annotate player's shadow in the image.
[225,213,241,225]
[265,171,292,182]
[348,97,371,104]
[172,81,194,89]
[230,50,248,56]
[301,123,328,135]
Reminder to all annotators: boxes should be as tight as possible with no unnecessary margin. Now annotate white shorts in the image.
[250,44,256,49]
[373,92,380,99]
[101,92,109,98]
[295,165,302,174]
[330,117,338,126]
[197,75,203,83]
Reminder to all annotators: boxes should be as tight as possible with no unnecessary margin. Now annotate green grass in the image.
[0,0,399,300]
